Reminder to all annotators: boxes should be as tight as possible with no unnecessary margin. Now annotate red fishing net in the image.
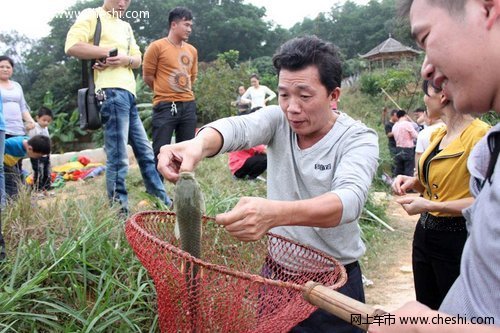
[125,211,347,333]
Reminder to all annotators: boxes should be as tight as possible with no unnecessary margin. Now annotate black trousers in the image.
[31,156,51,191]
[412,217,467,310]
[290,262,365,333]
[152,101,197,175]
[388,144,398,177]
[234,154,267,179]
[260,259,365,333]
[394,147,415,177]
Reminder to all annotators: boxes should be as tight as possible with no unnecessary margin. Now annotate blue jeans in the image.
[0,130,5,207]
[100,88,171,212]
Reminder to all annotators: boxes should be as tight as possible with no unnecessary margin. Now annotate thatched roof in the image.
[360,36,421,60]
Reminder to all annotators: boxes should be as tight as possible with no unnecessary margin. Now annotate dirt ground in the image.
[364,194,420,312]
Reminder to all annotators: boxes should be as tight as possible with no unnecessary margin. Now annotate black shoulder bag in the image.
[77,15,102,131]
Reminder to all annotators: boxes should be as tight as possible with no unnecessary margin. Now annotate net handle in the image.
[303,281,387,331]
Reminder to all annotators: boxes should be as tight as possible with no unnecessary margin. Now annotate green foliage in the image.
[194,58,251,124]
[217,49,240,69]
[358,64,422,111]
[343,58,368,78]
[360,72,383,97]
[250,56,276,77]
[50,111,86,153]
[290,0,412,59]
[480,111,500,126]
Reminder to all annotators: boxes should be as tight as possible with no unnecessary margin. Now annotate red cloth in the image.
[77,156,91,166]
[228,145,266,175]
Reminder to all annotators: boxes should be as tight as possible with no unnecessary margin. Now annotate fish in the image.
[174,171,205,329]
[174,171,205,264]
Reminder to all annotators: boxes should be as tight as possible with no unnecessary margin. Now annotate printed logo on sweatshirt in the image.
[314,163,332,171]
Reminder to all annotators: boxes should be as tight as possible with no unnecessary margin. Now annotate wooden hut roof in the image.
[360,36,421,59]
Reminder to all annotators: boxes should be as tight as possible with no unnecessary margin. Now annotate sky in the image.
[0,0,370,39]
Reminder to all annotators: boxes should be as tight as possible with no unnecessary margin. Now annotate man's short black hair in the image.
[391,109,399,116]
[414,107,425,113]
[396,110,407,118]
[272,35,342,94]
[38,106,53,119]
[28,135,51,155]
[168,7,193,27]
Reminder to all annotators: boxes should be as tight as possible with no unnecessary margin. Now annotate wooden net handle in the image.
[303,281,387,331]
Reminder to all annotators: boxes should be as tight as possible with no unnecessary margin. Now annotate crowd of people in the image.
[1,0,499,331]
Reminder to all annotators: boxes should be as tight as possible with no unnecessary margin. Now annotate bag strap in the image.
[81,14,102,89]
[484,131,500,186]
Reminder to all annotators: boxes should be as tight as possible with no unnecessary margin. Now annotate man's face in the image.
[103,0,131,15]
[172,19,193,41]
[278,65,335,144]
[410,0,500,114]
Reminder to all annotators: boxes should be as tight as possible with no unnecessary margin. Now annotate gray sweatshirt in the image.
[208,106,379,264]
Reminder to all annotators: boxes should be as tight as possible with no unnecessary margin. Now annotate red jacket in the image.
[228,145,266,175]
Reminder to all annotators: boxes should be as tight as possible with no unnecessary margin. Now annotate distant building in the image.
[360,36,421,70]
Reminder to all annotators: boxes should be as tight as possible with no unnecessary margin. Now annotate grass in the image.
[1,136,389,332]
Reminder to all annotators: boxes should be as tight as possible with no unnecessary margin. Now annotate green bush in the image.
[194,58,251,124]
[359,72,383,96]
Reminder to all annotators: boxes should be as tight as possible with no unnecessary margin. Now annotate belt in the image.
[419,212,466,232]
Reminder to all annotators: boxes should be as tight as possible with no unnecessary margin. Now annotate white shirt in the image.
[415,122,445,153]
[241,85,276,109]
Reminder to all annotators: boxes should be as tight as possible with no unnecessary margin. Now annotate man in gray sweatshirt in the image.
[158,35,379,333]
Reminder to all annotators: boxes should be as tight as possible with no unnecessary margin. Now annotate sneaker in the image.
[255,176,266,182]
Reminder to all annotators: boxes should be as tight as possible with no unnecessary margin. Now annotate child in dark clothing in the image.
[28,107,53,192]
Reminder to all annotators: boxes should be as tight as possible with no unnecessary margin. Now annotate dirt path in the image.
[364,194,420,312]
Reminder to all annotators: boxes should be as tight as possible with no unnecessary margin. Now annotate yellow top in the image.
[143,38,198,105]
[417,119,490,217]
[64,7,141,96]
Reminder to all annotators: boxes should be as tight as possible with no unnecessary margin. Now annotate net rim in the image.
[126,210,347,292]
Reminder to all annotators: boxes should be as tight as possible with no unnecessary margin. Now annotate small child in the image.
[4,135,51,200]
[28,107,53,192]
